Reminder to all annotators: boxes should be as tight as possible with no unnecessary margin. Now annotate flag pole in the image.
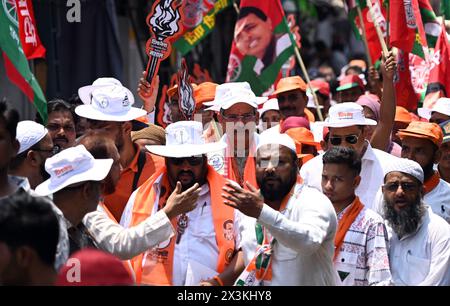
[293,46,324,121]
[356,5,373,67]
[366,0,389,56]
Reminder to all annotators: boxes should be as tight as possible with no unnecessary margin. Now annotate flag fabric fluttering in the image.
[225,0,296,95]
[0,1,47,123]
[394,49,419,111]
[423,23,450,109]
[15,0,46,59]
[174,0,232,56]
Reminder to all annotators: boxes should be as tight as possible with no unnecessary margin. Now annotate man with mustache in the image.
[321,147,392,286]
[120,121,243,286]
[300,102,400,209]
[381,158,450,285]
[75,78,164,222]
[9,121,59,190]
[438,120,450,183]
[213,82,260,187]
[223,134,337,285]
[43,99,77,150]
[396,121,450,223]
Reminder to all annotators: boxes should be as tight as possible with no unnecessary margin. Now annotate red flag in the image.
[424,24,450,107]
[15,0,46,59]
[394,50,419,111]
[390,0,427,55]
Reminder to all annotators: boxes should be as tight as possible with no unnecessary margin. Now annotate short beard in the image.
[259,166,297,201]
[383,198,426,238]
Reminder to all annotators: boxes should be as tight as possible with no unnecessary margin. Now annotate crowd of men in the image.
[0,50,449,286]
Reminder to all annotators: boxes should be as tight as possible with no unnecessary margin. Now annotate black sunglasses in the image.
[168,156,204,166]
[33,146,61,156]
[384,182,418,192]
[329,134,360,146]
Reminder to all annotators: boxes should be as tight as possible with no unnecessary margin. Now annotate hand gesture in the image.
[163,182,201,219]
[222,181,264,218]
[137,72,159,113]
[380,51,396,81]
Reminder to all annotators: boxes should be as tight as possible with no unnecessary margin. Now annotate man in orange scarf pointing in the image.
[321,147,392,286]
[120,121,242,286]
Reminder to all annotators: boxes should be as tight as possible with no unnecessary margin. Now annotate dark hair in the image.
[0,191,59,266]
[0,101,20,140]
[77,130,115,159]
[238,6,267,21]
[322,146,361,176]
[36,99,75,125]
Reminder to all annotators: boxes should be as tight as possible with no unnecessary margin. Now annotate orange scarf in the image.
[129,165,235,285]
[334,197,364,260]
[225,156,258,188]
[424,171,440,194]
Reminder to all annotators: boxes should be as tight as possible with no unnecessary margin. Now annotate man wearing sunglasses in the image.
[301,102,400,209]
[9,121,59,190]
[120,121,243,286]
[381,158,450,285]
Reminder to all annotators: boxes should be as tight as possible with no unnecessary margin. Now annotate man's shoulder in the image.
[370,147,400,165]
[300,154,323,174]
[426,208,450,233]
[358,206,385,228]
[296,185,335,213]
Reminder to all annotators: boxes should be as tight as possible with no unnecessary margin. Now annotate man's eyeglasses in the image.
[33,146,60,156]
[384,182,418,192]
[277,93,301,104]
[329,134,360,146]
[221,112,256,122]
[168,156,204,166]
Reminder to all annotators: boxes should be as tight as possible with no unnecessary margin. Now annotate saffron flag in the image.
[0,1,47,122]
[424,24,450,108]
[225,0,296,95]
[174,0,232,55]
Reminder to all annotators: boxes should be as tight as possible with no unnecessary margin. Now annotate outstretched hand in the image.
[222,181,264,218]
[380,51,396,81]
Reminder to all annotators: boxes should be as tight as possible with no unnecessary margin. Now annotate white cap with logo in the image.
[323,102,377,128]
[35,145,113,196]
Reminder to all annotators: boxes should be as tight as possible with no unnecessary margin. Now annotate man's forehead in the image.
[48,111,74,122]
[385,171,417,182]
[330,126,360,135]
[401,136,434,149]
[223,103,255,115]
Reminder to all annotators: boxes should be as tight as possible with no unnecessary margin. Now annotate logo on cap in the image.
[99,99,109,109]
[338,112,354,120]
[54,165,74,178]
[122,94,130,107]
[173,128,191,145]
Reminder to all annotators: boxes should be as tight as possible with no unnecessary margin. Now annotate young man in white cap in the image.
[381,158,450,285]
[418,97,450,125]
[35,145,113,254]
[258,98,280,131]
[120,121,243,286]
[223,133,337,286]
[9,121,59,190]
[300,102,399,209]
[212,82,260,187]
[321,147,392,286]
[76,78,164,222]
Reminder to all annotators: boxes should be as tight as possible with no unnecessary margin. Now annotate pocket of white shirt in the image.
[405,253,429,285]
[334,251,358,286]
[192,205,216,238]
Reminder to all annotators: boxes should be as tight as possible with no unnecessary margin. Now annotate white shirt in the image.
[83,207,175,260]
[237,184,337,286]
[424,179,450,223]
[300,142,399,209]
[121,176,239,286]
[388,207,450,286]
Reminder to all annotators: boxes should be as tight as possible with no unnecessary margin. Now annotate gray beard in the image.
[383,199,426,238]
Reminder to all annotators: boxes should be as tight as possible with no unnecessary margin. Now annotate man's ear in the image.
[12,139,20,158]
[27,150,40,167]
[354,175,361,189]
[122,121,132,135]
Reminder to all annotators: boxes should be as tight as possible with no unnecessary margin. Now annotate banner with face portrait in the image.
[225,0,296,96]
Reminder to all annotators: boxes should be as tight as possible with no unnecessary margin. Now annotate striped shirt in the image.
[334,206,392,286]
